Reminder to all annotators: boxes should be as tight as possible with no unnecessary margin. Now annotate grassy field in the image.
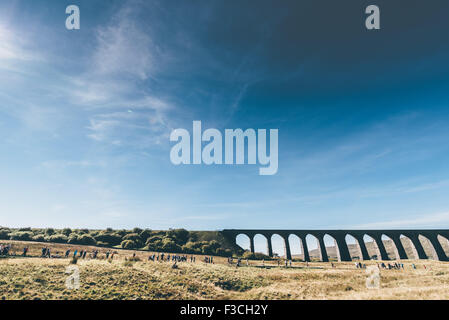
[1,241,449,300]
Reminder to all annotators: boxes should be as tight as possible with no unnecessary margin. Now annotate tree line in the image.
[0,227,244,257]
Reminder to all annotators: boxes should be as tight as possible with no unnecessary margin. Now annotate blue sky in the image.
[2,0,449,231]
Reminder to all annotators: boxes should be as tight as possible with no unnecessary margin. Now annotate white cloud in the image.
[41,160,107,169]
[352,211,449,229]
[93,9,155,80]
[59,2,176,147]
[0,24,37,61]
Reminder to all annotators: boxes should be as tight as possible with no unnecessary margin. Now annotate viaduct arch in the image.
[222,229,449,262]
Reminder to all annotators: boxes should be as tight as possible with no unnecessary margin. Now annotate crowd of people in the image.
[0,244,11,256]
[378,262,404,270]
[353,261,423,270]
[228,257,295,268]
[1,243,207,265]
[147,253,196,263]
[0,242,437,273]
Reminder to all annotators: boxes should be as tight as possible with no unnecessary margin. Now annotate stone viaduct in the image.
[222,229,449,262]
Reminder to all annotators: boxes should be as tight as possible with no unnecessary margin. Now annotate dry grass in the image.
[1,257,449,300]
[1,240,449,300]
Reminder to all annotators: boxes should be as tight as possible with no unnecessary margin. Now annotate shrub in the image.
[181,243,199,254]
[62,228,72,236]
[78,229,89,235]
[116,229,128,237]
[121,240,137,249]
[9,231,33,241]
[77,234,96,246]
[188,233,199,242]
[45,228,55,236]
[161,238,181,252]
[32,234,45,242]
[167,229,189,245]
[48,234,68,243]
[132,227,143,234]
[146,239,163,251]
[241,251,269,260]
[139,229,152,242]
[94,232,122,246]
[123,233,143,247]
[215,248,231,257]
[67,234,79,244]
[0,230,10,240]
[201,244,215,255]
[145,236,162,245]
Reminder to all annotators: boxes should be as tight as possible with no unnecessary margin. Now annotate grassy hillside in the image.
[1,248,448,300]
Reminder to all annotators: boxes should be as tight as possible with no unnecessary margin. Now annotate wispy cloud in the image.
[93,5,156,80]
[351,211,449,229]
[41,160,107,170]
[0,23,40,62]
[65,1,175,147]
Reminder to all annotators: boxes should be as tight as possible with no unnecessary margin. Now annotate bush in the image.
[62,228,72,236]
[161,238,181,252]
[45,228,55,236]
[139,229,152,242]
[181,242,200,254]
[78,229,89,235]
[121,240,137,249]
[242,251,269,260]
[215,248,232,257]
[145,236,162,245]
[123,233,143,247]
[67,233,79,244]
[32,234,45,242]
[167,229,190,245]
[201,244,215,255]
[77,234,96,246]
[0,229,10,240]
[94,232,122,246]
[115,229,128,237]
[9,231,33,241]
[132,227,143,234]
[48,234,68,243]
[146,239,163,251]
